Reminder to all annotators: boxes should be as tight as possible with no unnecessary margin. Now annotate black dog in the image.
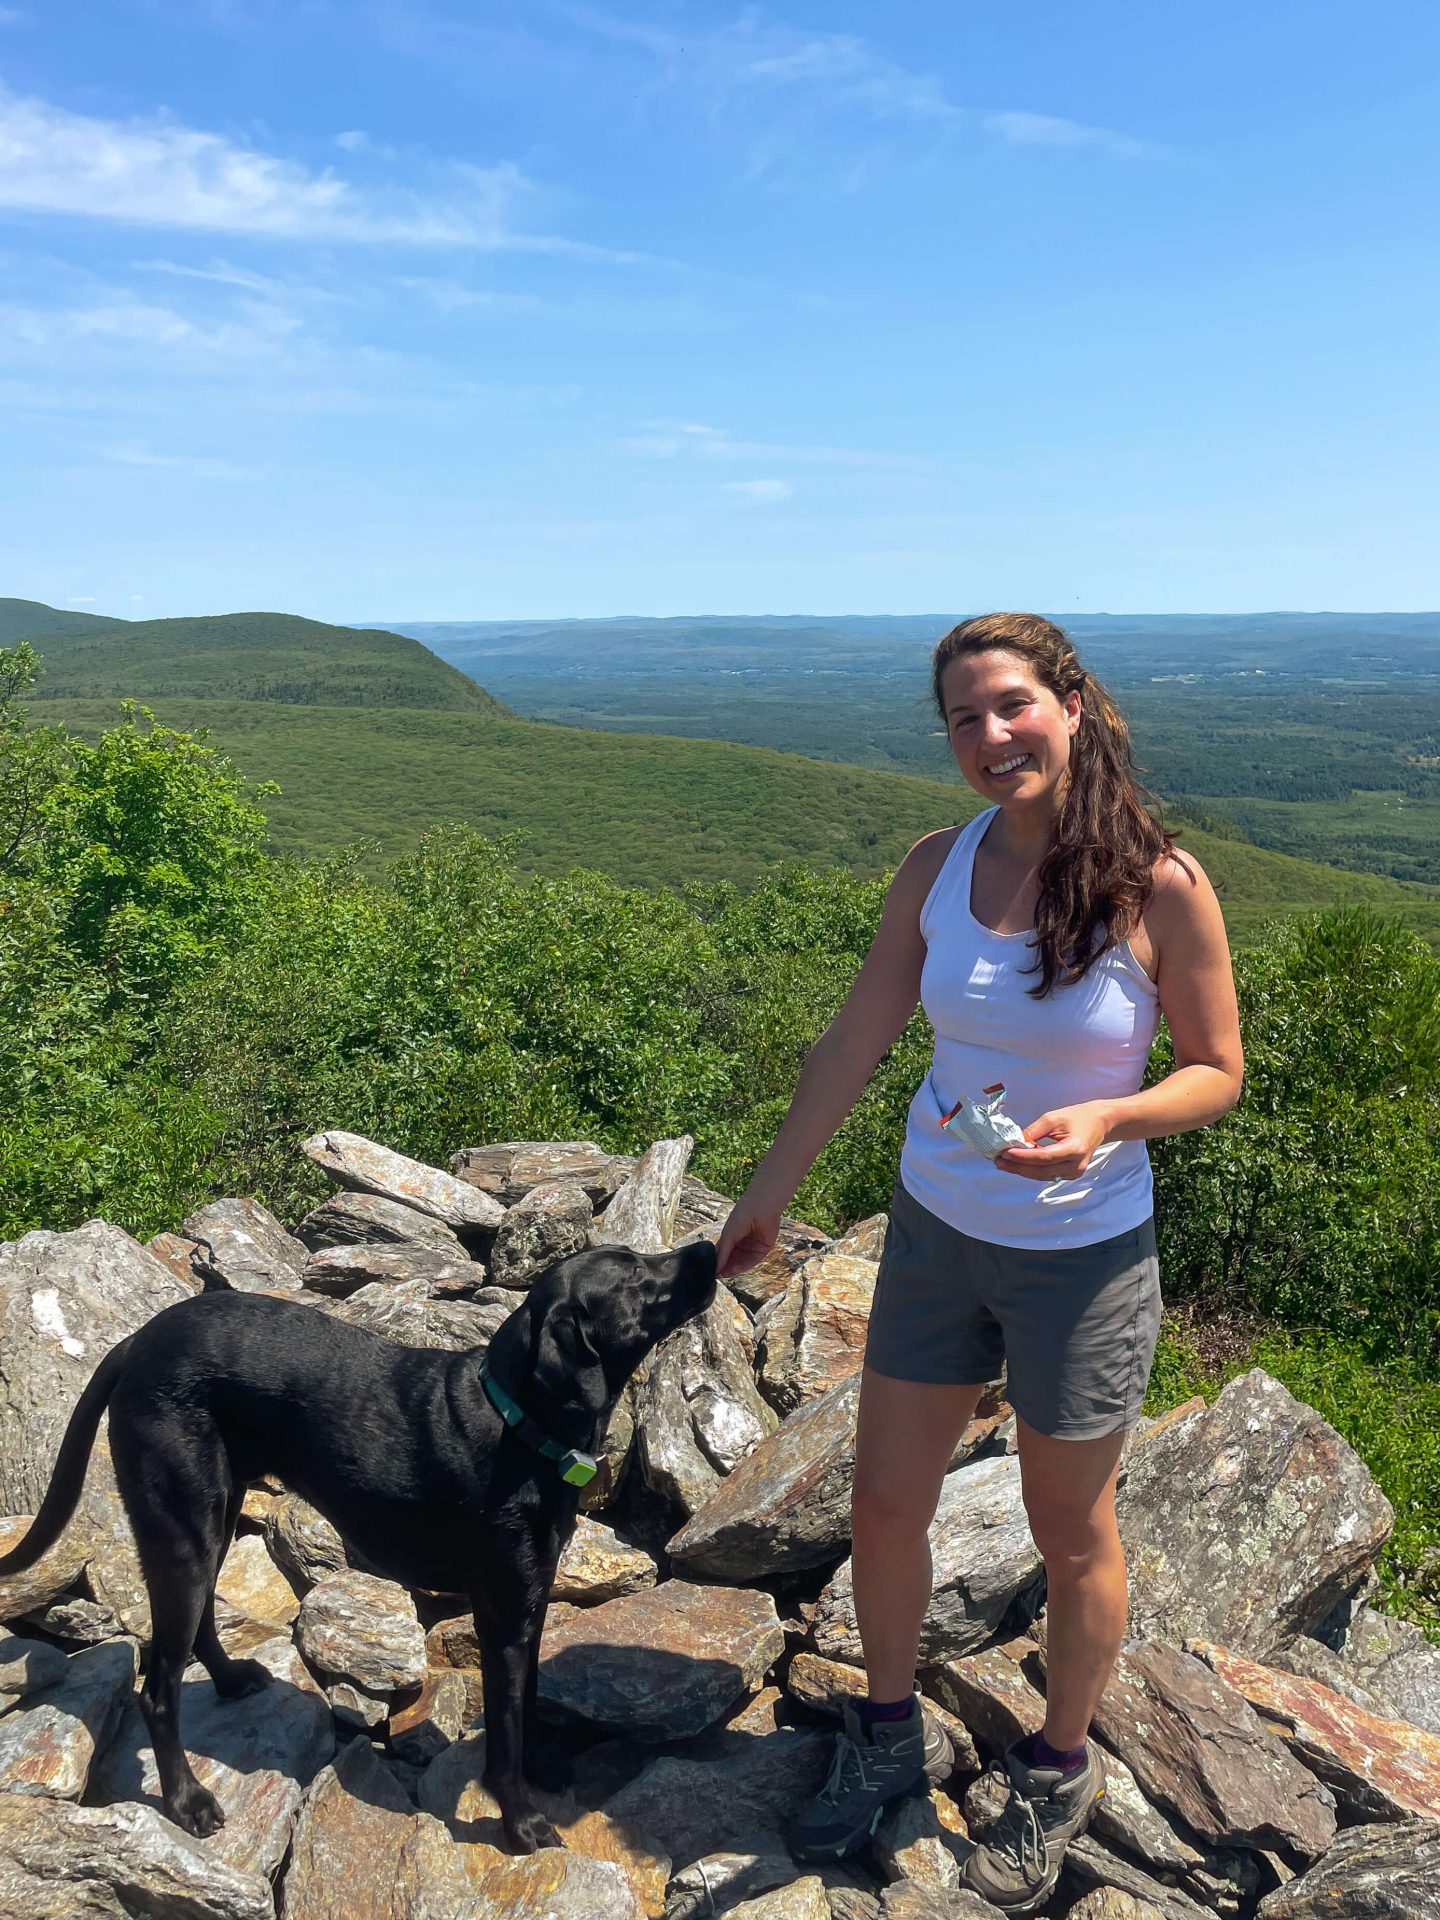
[0,1238,717,1852]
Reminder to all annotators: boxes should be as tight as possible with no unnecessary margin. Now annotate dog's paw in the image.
[212,1658,272,1701]
[523,1747,575,1793]
[170,1782,226,1838]
[505,1807,564,1854]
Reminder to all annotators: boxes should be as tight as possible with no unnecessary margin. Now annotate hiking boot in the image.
[787,1696,950,1861]
[961,1737,1106,1914]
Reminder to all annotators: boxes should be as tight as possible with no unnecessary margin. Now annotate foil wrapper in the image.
[939,1082,1029,1160]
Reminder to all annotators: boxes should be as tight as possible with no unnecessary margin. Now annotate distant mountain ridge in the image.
[14,607,503,714]
[0,598,126,645]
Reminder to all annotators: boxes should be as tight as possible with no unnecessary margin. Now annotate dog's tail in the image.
[0,1333,137,1575]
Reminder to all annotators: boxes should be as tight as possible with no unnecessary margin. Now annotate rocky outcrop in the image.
[0,1126,1433,1920]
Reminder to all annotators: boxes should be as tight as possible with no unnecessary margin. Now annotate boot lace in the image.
[819,1723,878,1806]
[986,1773,1050,1882]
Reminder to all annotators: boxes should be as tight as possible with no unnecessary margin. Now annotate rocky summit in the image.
[0,1130,1436,1920]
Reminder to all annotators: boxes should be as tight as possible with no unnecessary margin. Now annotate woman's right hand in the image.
[716,1186,786,1280]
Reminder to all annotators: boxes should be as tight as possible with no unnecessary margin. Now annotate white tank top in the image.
[898,808,1162,1250]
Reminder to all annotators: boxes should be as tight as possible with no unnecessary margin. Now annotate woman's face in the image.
[939,649,1082,811]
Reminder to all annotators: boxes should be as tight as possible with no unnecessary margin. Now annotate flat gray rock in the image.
[1117,1370,1394,1659]
[300,1243,482,1298]
[295,1568,427,1694]
[1088,1640,1336,1858]
[295,1189,467,1254]
[666,1372,863,1580]
[451,1139,631,1207]
[318,1278,507,1350]
[0,1626,69,1700]
[182,1196,307,1292]
[0,1219,187,1517]
[0,1637,138,1801]
[539,1580,784,1740]
[814,1454,1041,1665]
[92,1661,335,1881]
[0,1794,274,1920]
[301,1130,505,1234]
[1255,1818,1440,1917]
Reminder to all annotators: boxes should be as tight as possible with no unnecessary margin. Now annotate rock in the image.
[814,1454,1042,1666]
[302,1130,505,1238]
[596,1732,832,1870]
[1087,1640,1336,1858]
[877,1887,997,1919]
[833,1214,889,1261]
[413,1729,575,1843]
[1253,1819,1440,1917]
[726,1881,831,1919]
[0,1637,138,1800]
[183,1196,308,1292]
[668,1373,1001,1584]
[1267,1632,1400,1719]
[593,1137,694,1253]
[583,1381,639,1512]
[91,1659,334,1882]
[1324,1601,1440,1738]
[488,1180,594,1288]
[1063,1894,1171,1920]
[295,1190,468,1255]
[145,1231,206,1290]
[1190,1636,1440,1820]
[539,1580,785,1740]
[872,1788,968,1889]
[281,1734,492,1920]
[635,1292,777,1520]
[662,1835,808,1920]
[555,1804,672,1917]
[0,1511,93,1622]
[0,1627,68,1702]
[301,1243,483,1298]
[266,1494,350,1591]
[1059,1835,1213,1920]
[17,1596,119,1646]
[383,1665,474,1767]
[462,1848,647,1919]
[81,1471,154,1641]
[214,1533,301,1628]
[754,1252,878,1415]
[1116,1371,1394,1658]
[295,1569,427,1694]
[667,1373,863,1580]
[922,1644,1047,1754]
[552,1516,659,1605]
[0,1794,274,1920]
[451,1140,631,1208]
[0,1220,188,1518]
[319,1279,508,1350]
[785,1652,979,1774]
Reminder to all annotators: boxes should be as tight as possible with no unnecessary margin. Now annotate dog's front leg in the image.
[475,1591,562,1854]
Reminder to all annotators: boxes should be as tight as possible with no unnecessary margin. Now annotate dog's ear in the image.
[529,1304,606,1413]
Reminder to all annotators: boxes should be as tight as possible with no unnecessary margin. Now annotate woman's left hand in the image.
[995,1103,1110,1181]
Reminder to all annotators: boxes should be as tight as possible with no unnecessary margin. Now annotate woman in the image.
[715,612,1243,1914]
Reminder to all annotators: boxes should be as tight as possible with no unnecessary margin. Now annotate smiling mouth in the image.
[986,752,1032,777]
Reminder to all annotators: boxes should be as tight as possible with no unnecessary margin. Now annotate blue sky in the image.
[1,0,1437,621]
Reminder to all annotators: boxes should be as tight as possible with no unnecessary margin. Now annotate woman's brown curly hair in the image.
[932,611,1176,997]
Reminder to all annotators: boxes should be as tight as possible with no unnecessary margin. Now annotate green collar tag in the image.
[480,1369,598,1488]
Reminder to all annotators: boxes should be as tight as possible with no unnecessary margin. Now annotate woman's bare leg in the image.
[851,1367,988,1699]
[1013,1414,1128,1749]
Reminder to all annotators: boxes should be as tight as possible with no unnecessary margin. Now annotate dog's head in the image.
[489,1238,718,1427]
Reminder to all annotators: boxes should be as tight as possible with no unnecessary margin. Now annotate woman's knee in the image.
[850,1465,942,1541]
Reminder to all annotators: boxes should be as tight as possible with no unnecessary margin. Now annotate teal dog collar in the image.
[480,1368,598,1489]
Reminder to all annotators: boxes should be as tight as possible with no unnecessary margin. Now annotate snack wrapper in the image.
[939,1082,1029,1160]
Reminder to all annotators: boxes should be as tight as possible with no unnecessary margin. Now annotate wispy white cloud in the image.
[622,418,903,471]
[0,84,649,258]
[724,478,792,502]
[396,275,541,313]
[0,293,300,355]
[131,256,289,295]
[101,441,256,480]
[981,111,1151,159]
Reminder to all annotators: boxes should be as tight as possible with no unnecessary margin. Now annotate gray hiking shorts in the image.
[864,1177,1162,1440]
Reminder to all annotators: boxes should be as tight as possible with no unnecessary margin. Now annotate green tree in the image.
[0,642,68,877]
